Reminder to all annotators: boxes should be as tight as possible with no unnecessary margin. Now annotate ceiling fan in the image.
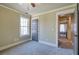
[25,3,36,14]
[31,3,36,8]
[17,3,36,15]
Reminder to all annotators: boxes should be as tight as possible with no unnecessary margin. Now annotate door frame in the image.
[31,16,39,41]
[56,8,75,47]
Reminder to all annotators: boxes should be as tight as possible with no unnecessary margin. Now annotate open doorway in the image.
[56,9,75,51]
[58,13,74,49]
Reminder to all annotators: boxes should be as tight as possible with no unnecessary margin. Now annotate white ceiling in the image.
[0,3,74,15]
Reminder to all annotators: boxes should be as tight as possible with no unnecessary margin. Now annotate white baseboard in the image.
[39,40,57,47]
[0,39,30,51]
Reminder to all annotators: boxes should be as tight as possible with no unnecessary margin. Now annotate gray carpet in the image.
[0,41,73,55]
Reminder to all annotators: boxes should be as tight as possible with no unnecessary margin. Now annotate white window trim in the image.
[20,15,30,37]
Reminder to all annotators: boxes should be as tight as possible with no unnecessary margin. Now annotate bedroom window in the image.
[20,16,30,36]
[60,24,67,33]
[59,23,67,38]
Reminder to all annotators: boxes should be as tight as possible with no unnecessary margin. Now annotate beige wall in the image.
[39,12,56,44]
[0,6,31,47]
[37,5,76,46]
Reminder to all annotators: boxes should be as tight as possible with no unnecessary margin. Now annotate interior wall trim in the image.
[0,4,31,17]
[32,4,76,17]
[0,4,76,17]
[39,40,57,47]
[56,8,75,48]
[0,5,21,14]
[0,39,30,51]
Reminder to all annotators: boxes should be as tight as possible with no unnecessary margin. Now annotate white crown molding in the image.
[0,4,76,17]
[0,5,21,14]
[56,8,75,15]
[0,4,31,16]
[32,4,76,17]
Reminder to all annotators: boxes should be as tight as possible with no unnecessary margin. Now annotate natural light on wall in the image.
[20,16,30,36]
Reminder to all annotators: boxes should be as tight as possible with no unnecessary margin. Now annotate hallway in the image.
[0,41,73,55]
